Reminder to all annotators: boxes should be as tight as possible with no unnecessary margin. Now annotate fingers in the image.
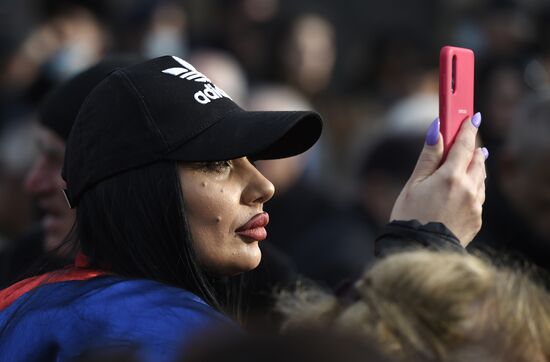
[467,147,488,190]
[444,112,481,172]
[478,179,486,206]
[465,147,487,229]
[409,118,444,182]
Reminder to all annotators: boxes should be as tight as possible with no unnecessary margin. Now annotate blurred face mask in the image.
[44,42,97,81]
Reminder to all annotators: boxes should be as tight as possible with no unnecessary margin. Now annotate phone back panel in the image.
[439,46,474,158]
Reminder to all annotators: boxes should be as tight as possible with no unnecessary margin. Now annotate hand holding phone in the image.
[389,46,484,246]
[439,46,475,159]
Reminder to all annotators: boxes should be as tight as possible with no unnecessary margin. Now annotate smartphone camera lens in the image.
[451,55,456,93]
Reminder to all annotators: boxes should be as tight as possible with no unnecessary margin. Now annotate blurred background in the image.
[2,0,550,289]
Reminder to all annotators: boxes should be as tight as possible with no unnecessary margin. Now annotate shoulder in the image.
[35,275,232,327]
[0,275,236,362]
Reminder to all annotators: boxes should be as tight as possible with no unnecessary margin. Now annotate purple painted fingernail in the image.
[481,147,489,160]
[425,118,440,146]
[471,112,482,128]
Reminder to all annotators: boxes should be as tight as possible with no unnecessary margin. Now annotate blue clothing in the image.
[0,275,236,362]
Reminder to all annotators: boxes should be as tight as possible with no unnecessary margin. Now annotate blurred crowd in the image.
[2,0,550,361]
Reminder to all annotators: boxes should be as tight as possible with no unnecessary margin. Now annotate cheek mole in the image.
[216,216,222,223]
[201,181,207,187]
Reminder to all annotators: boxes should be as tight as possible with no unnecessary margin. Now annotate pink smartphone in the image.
[439,46,475,159]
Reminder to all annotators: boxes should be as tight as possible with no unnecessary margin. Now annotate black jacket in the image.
[375,220,463,257]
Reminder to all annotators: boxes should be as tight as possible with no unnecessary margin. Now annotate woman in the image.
[0,56,486,362]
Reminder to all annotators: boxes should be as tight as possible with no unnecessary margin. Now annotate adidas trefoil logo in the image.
[162,56,232,105]
[162,56,211,82]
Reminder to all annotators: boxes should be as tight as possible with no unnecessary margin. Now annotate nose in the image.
[24,157,57,195]
[241,161,275,206]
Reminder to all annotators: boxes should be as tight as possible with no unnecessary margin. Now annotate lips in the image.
[236,212,269,241]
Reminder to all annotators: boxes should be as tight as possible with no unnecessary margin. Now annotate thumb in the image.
[409,118,444,182]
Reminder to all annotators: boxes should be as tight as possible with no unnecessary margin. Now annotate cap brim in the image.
[166,109,323,161]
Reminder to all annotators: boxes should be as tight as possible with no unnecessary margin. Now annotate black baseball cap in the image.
[62,55,322,207]
[39,55,144,141]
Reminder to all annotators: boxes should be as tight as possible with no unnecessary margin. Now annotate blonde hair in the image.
[278,251,550,362]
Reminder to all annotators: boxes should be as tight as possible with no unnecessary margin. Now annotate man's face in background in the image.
[25,126,75,252]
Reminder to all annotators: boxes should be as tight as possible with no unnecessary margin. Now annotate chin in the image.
[44,234,63,252]
[225,249,263,276]
[245,242,263,268]
[245,252,262,271]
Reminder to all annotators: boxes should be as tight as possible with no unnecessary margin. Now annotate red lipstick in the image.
[236,212,269,241]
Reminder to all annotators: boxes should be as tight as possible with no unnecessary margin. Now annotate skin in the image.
[179,157,275,275]
[391,118,487,246]
[24,126,75,252]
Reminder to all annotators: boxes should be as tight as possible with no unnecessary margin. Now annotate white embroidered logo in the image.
[162,56,232,105]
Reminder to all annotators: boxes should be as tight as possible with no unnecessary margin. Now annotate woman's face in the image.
[179,157,275,275]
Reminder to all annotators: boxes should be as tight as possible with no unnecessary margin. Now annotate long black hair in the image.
[74,160,242,316]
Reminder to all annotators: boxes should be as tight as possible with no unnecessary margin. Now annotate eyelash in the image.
[198,160,232,173]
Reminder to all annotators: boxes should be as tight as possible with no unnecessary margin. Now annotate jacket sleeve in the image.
[374,220,463,258]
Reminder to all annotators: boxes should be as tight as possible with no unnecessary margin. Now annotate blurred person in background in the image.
[471,91,550,280]
[36,3,106,81]
[356,134,424,234]
[0,0,107,201]
[479,3,534,61]
[318,32,439,201]
[142,1,188,59]
[349,87,437,236]
[365,33,436,106]
[216,0,284,83]
[220,8,337,98]
[0,121,40,253]
[277,13,336,98]
[0,0,105,100]
[24,117,72,255]
[524,5,550,94]
[476,59,528,153]
[0,56,142,288]
[278,250,550,362]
